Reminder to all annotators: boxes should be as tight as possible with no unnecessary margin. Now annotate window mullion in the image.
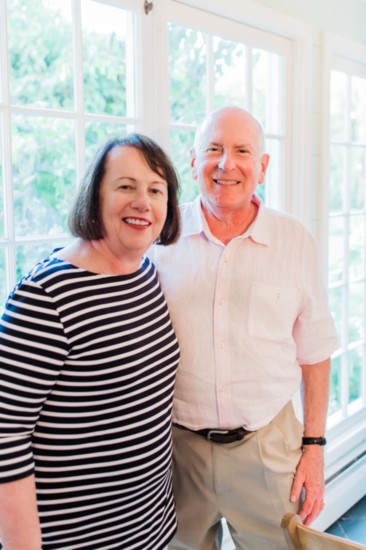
[246,45,252,111]
[206,34,214,113]
[72,0,86,184]
[0,0,16,295]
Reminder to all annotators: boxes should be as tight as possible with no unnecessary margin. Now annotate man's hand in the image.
[290,445,325,525]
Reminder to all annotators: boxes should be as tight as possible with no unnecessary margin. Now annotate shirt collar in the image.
[181,194,270,246]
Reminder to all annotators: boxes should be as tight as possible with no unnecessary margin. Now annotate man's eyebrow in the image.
[205,142,222,147]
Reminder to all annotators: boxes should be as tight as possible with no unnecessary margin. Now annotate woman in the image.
[0,134,181,550]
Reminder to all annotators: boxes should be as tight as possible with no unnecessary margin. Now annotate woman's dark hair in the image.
[69,134,181,245]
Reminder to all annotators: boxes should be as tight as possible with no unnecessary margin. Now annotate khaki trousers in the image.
[169,401,303,550]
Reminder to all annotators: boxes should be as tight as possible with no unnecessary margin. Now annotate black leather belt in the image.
[173,423,253,444]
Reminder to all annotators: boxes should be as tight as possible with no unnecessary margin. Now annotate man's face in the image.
[190,109,269,215]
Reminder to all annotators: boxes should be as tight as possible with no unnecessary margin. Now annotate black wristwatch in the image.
[302,436,327,446]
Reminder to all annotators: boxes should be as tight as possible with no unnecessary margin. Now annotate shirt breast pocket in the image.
[248,282,301,341]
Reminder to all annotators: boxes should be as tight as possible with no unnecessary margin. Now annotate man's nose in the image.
[218,151,235,171]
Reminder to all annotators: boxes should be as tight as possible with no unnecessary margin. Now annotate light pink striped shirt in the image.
[151,196,338,431]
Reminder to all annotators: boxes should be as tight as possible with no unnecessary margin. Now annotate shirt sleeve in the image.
[293,234,339,365]
[0,280,69,482]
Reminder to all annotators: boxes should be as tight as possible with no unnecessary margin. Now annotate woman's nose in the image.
[131,191,150,210]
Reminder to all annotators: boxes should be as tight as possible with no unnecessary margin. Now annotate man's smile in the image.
[213,178,240,185]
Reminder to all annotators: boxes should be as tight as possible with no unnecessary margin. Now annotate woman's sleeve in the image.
[0,279,69,482]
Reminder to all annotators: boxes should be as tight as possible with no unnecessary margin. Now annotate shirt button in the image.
[219,341,224,349]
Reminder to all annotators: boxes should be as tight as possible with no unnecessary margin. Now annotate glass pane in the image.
[351,76,366,143]
[0,248,6,312]
[0,117,3,238]
[329,354,341,415]
[82,0,129,116]
[170,128,198,204]
[213,37,245,110]
[349,215,365,280]
[12,115,76,237]
[328,285,343,345]
[329,144,345,213]
[169,23,207,125]
[348,281,364,343]
[348,347,362,404]
[330,70,348,141]
[328,216,345,284]
[8,0,73,109]
[15,240,70,282]
[350,146,366,211]
[85,122,132,164]
[263,138,283,208]
[252,48,282,134]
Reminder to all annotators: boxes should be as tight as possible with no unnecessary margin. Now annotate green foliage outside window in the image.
[0,0,131,304]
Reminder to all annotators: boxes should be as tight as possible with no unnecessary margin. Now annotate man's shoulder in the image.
[263,206,308,231]
[260,205,316,245]
[178,199,202,233]
[179,200,197,217]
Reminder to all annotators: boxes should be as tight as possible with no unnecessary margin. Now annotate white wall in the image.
[252,0,366,45]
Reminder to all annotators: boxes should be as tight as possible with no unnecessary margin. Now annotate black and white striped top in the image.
[0,254,180,550]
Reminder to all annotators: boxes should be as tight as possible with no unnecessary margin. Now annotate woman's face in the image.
[99,145,168,260]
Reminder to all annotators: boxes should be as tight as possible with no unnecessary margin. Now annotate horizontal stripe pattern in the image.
[0,255,179,549]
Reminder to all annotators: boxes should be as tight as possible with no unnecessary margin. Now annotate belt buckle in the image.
[206,429,229,441]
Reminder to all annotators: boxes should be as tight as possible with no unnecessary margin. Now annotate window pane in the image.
[351,76,366,143]
[329,144,345,213]
[8,0,73,109]
[82,0,130,116]
[85,122,132,164]
[330,70,348,141]
[213,37,246,109]
[349,347,362,404]
[15,241,70,282]
[0,249,6,310]
[350,146,366,211]
[170,128,198,203]
[348,281,364,343]
[328,216,345,284]
[252,48,282,134]
[12,115,76,237]
[169,24,207,125]
[328,286,343,345]
[263,138,283,208]
[0,117,3,238]
[349,216,365,280]
[329,354,341,415]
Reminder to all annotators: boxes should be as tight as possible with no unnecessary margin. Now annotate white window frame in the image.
[0,0,146,300]
[314,31,366,531]
[148,0,313,225]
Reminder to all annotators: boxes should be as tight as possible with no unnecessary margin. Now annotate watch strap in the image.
[302,436,327,446]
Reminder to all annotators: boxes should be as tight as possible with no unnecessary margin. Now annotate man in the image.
[151,106,338,549]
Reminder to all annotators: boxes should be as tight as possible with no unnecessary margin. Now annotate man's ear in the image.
[258,153,270,184]
[190,148,197,180]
